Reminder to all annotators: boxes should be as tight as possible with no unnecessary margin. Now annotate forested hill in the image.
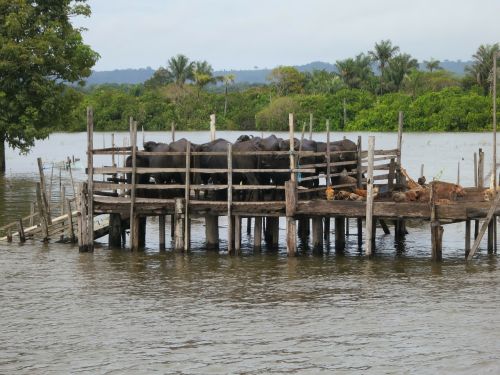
[85,60,470,85]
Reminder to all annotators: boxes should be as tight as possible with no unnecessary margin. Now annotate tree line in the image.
[68,40,499,133]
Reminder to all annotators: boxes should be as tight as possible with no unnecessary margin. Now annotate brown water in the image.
[1,132,499,374]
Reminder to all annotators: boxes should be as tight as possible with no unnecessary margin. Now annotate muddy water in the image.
[1,132,500,374]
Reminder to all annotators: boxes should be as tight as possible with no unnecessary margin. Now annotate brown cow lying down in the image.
[392,181,466,203]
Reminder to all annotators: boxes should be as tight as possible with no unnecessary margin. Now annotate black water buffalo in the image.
[316,139,358,185]
[125,154,152,197]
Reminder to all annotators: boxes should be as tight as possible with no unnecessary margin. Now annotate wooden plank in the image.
[86,107,94,251]
[357,136,362,189]
[326,119,331,186]
[289,113,296,183]
[92,167,316,175]
[65,199,76,243]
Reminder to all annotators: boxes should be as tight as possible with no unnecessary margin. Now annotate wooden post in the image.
[478,148,484,189]
[487,220,494,254]
[365,136,375,256]
[468,191,500,260]
[357,217,363,248]
[60,186,66,215]
[29,202,35,227]
[36,182,49,242]
[171,122,176,142]
[246,217,252,235]
[298,218,310,243]
[465,219,471,257]
[289,113,296,183]
[205,215,219,250]
[379,220,391,235]
[184,141,191,252]
[420,164,424,178]
[430,182,443,261]
[129,118,138,251]
[397,111,403,176]
[86,107,94,251]
[309,113,313,140]
[474,152,478,187]
[174,198,184,251]
[234,216,241,254]
[335,217,345,252]
[493,51,497,191]
[312,217,323,252]
[324,217,330,242]
[18,218,25,243]
[210,114,216,141]
[65,198,76,243]
[77,183,88,251]
[109,213,122,248]
[37,157,52,224]
[326,119,331,187]
[388,158,395,190]
[356,136,363,244]
[227,142,233,254]
[285,180,297,256]
[254,216,262,251]
[159,215,166,251]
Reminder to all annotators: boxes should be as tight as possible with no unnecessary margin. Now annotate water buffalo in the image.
[125,154,152,198]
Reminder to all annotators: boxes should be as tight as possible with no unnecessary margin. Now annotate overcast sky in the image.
[76,0,500,71]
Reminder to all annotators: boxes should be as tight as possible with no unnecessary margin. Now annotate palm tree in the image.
[335,53,374,90]
[466,43,500,94]
[166,54,194,86]
[222,74,235,116]
[424,58,442,72]
[386,53,419,91]
[193,60,216,96]
[369,40,400,94]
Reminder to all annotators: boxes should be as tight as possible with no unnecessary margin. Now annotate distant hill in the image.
[84,60,471,86]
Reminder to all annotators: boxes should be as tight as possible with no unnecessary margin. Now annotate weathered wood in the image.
[457,161,461,185]
[379,219,391,235]
[478,148,484,189]
[29,202,35,227]
[254,216,262,251]
[465,219,471,257]
[227,143,233,254]
[430,182,443,261]
[210,114,216,141]
[270,217,280,249]
[467,187,500,260]
[129,118,138,251]
[474,152,478,187]
[286,217,297,256]
[312,217,323,252]
[184,141,191,252]
[335,217,345,252]
[289,113,296,183]
[365,136,375,256]
[205,215,219,250]
[487,220,494,254]
[86,107,94,251]
[326,119,331,186]
[420,164,424,178]
[109,213,122,247]
[234,215,241,254]
[36,182,50,242]
[388,158,395,190]
[298,218,309,244]
[159,215,166,250]
[17,219,25,243]
[65,199,76,243]
[324,217,330,241]
[493,51,497,190]
[246,217,252,235]
[285,180,297,217]
[171,122,176,142]
[131,214,140,251]
[357,218,363,247]
[174,198,184,251]
[357,136,362,189]
[37,157,52,224]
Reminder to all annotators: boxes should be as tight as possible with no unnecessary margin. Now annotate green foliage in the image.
[255,97,298,131]
[267,66,305,96]
[0,0,99,155]
[466,43,499,95]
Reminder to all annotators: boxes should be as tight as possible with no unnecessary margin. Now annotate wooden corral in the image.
[74,108,500,261]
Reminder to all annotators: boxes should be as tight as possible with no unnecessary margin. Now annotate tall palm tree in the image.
[335,53,373,90]
[193,60,216,96]
[466,43,500,94]
[166,54,194,86]
[369,40,400,94]
[424,58,442,72]
[386,53,419,91]
[222,74,235,116]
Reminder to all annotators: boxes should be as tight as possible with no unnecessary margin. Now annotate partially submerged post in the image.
[365,136,375,256]
[85,107,94,251]
[356,136,363,247]
[184,141,191,252]
[286,113,297,256]
[430,182,443,261]
[227,142,234,254]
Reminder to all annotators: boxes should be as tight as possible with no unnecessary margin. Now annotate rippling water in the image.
[1,132,500,374]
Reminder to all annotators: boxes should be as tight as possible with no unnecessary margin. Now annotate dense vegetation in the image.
[66,41,499,134]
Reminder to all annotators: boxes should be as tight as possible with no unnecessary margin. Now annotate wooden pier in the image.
[67,108,500,261]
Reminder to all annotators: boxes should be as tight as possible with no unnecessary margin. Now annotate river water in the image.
[1,131,499,374]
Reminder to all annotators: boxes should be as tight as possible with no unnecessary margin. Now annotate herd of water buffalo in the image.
[125,134,359,200]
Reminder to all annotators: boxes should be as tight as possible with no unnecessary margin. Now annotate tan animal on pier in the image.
[417,181,466,202]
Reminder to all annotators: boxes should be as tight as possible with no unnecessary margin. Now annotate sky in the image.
[75,0,500,71]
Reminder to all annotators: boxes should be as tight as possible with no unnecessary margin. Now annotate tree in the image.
[166,54,194,87]
[335,53,374,90]
[0,0,99,172]
[222,74,235,116]
[192,60,217,96]
[144,67,173,89]
[304,69,345,94]
[267,66,305,96]
[369,39,400,94]
[424,58,442,72]
[465,43,500,94]
[386,53,419,91]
